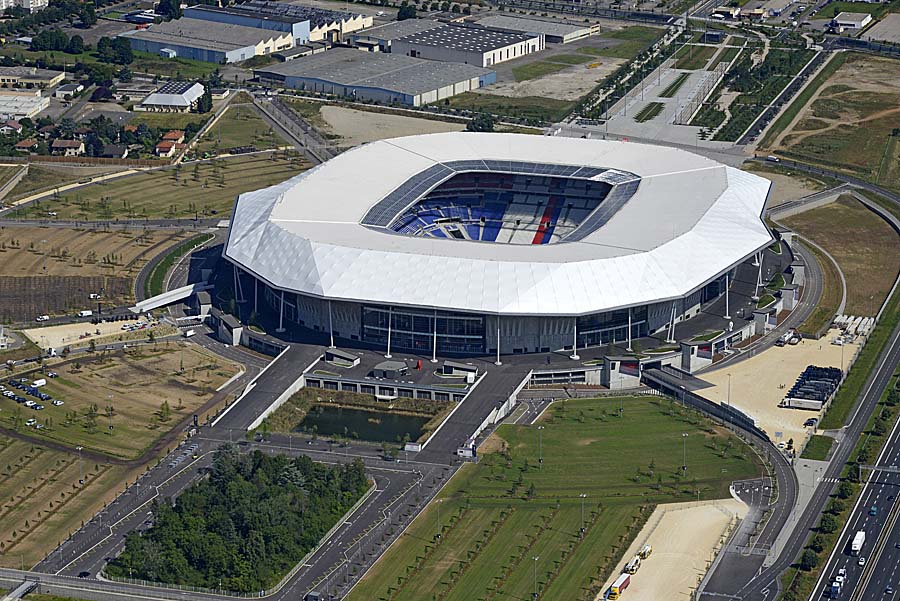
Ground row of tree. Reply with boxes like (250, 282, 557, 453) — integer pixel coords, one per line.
(30, 29, 132, 65)
(106, 447, 369, 593)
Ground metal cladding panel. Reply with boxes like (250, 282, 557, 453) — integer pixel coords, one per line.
(224, 133, 773, 316)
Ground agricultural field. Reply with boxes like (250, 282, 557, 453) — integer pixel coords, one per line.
(194, 104, 288, 154)
(0, 344, 240, 459)
(9, 154, 307, 221)
(783, 194, 900, 315)
(767, 53, 900, 193)
(349, 396, 762, 601)
(0, 436, 130, 569)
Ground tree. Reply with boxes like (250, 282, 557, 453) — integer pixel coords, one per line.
(819, 514, 838, 534)
(159, 400, 171, 421)
(66, 34, 84, 54)
(156, 0, 181, 20)
(195, 85, 213, 113)
(799, 549, 818, 571)
(78, 4, 96, 28)
(466, 113, 494, 132)
(90, 86, 112, 102)
(809, 534, 825, 553)
(837, 481, 854, 499)
(397, 2, 416, 19)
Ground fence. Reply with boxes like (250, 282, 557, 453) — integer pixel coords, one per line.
(673, 60, 729, 125)
(0, 154, 166, 168)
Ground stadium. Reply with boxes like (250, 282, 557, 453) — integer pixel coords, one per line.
(223, 133, 773, 357)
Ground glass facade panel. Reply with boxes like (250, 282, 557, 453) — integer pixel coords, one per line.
(362, 306, 485, 354)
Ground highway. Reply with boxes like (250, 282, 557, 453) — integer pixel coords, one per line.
(808, 315, 900, 600)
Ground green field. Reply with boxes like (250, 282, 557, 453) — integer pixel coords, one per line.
(348, 396, 762, 601)
(10, 154, 307, 220)
(6, 165, 119, 202)
(512, 61, 569, 82)
(128, 112, 209, 131)
(195, 104, 287, 154)
(710, 46, 741, 68)
(674, 45, 718, 70)
(659, 72, 690, 98)
(634, 102, 665, 122)
(814, 1, 879, 18)
(0, 45, 216, 79)
(446, 93, 575, 124)
(145, 233, 214, 298)
(0, 165, 22, 189)
(583, 26, 664, 60)
(800, 434, 834, 460)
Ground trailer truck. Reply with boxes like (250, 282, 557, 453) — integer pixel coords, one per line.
(609, 574, 630, 600)
(851, 530, 865, 556)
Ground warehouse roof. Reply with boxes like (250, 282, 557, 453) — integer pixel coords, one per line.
(396, 23, 537, 52)
(474, 15, 592, 37)
(241, 0, 362, 27)
(834, 11, 871, 24)
(224, 133, 773, 317)
(353, 18, 444, 41)
(185, 4, 303, 25)
(120, 17, 289, 52)
(141, 81, 204, 107)
(255, 48, 493, 96)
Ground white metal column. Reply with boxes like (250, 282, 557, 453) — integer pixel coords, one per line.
(627, 307, 633, 351)
(253, 279, 258, 314)
(495, 319, 502, 366)
(431, 310, 438, 363)
(666, 301, 677, 343)
(385, 307, 392, 359)
(570, 318, 580, 360)
(328, 301, 334, 348)
(233, 265, 244, 303)
(276, 291, 285, 333)
(723, 272, 730, 319)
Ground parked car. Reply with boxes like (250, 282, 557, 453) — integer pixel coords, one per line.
(52, 400, 64, 406)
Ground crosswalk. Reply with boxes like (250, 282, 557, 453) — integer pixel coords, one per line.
(816, 476, 841, 484)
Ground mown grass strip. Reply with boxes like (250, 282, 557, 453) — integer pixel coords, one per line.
(634, 102, 664, 123)
(145, 233, 214, 299)
(659, 72, 690, 98)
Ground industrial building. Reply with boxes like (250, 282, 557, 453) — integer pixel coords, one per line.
(392, 23, 544, 67)
(228, 0, 372, 42)
(119, 18, 293, 63)
(138, 81, 205, 112)
(833, 11, 873, 29)
(254, 48, 495, 106)
(348, 19, 444, 52)
(0, 94, 49, 119)
(0, 66, 64, 88)
(183, 4, 311, 45)
(224, 133, 773, 357)
(0, 0, 47, 12)
(474, 15, 598, 43)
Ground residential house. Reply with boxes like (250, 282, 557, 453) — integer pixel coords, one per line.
(51, 139, 85, 156)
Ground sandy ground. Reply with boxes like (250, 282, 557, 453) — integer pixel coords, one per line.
(744, 167, 828, 207)
(319, 106, 465, 147)
(478, 58, 626, 101)
(699, 329, 860, 444)
(864, 14, 900, 44)
(24, 319, 152, 348)
(597, 499, 747, 601)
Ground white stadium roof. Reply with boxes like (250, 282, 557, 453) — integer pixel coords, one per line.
(224, 133, 773, 316)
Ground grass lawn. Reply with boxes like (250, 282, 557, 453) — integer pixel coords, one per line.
(512, 61, 569, 82)
(10, 154, 307, 220)
(783, 195, 900, 315)
(659, 72, 690, 98)
(145, 233, 214, 298)
(0, 45, 216, 79)
(797, 243, 842, 336)
(710, 46, 741, 68)
(1, 344, 239, 459)
(7, 165, 115, 201)
(0, 436, 131, 569)
(674, 45, 718, 70)
(634, 101, 664, 122)
(0, 165, 23, 188)
(585, 26, 664, 60)
(195, 104, 288, 154)
(815, 1, 880, 18)
(349, 396, 762, 601)
(800, 434, 834, 460)
(128, 111, 209, 131)
(446, 92, 575, 124)
(547, 53, 594, 65)
(766, 273, 786, 290)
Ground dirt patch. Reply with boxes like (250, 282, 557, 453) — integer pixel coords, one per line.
(478, 432, 507, 454)
(319, 106, 465, 147)
(597, 499, 747, 601)
(743, 164, 828, 207)
(477, 57, 626, 101)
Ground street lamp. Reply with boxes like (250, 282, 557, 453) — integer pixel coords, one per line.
(579, 493, 588, 537)
(682, 433, 688, 476)
(76, 446, 83, 486)
(436, 499, 443, 540)
(532, 555, 539, 600)
(537, 426, 544, 469)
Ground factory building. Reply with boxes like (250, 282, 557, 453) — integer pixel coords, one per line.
(183, 4, 311, 45)
(392, 24, 544, 67)
(348, 19, 444, 52)
(474, 15, 598, 43)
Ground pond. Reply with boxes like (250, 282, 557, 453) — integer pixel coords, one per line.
(295, 405, 429, 443)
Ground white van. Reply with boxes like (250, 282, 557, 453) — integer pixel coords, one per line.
(36, 315, 50, 322)
(183, 329, 196, 338)
(78, 310, 93, 317)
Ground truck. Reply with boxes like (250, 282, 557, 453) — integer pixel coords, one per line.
(639, 544, 653, 559)
(624, 555, 641, 574)
(851, 530, 865, 556)
(183, 329, 196, 338)
(829, 579, 842, 597)
(609, 574, 630, 600)
(781, 397, 824, 411)
(78, 310, 93, 317)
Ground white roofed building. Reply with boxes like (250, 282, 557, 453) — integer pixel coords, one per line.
(138, 81, 205, 112)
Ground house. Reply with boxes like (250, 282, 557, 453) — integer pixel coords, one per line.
(54, 83, 84, 99)
(0, 119, 23, 134)
(51, 139, 85, 156)
(100, 143, 128, 158)
(123, 124, 138, 134)
(73, 126, 92, 139)
(161, 129, 185, 143)
(37, 124, 56, 138)
(14, 138, 37, 152)
(155, 140, 177, 157)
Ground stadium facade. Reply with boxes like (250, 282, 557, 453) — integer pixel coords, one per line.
(223, 133, 773, 357)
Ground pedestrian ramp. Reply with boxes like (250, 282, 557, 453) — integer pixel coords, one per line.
(2, 580, 38, 600)
(130, 282, 211, 314)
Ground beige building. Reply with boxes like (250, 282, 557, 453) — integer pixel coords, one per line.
(0, 66, 65, 88)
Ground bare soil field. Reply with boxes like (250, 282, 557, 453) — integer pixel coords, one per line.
(0, 227, 190, 321)
(0, 436, 136, 569)
(744, 165, 828, 207)
(783, 195, 900, 315)
(318, 106, 465, 147)
(863, 13, 900, 43)
(0, 343, 240, 459)
(477, 57, 626, 101)
(771, 53, 900, 192)
(597, 499, 746, 601)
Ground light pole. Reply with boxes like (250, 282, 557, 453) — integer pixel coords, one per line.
(727, 373, 732, 408)
(76, 446, 83, 486)
(436, 499, 443, 539)
(579, 493, 587, 537)
(682, 433, 688, 476)
(532, 555, 539, 600)
(537, 425, 544, 469)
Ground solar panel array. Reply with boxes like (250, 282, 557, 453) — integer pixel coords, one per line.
(362, 160, 611, 227)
